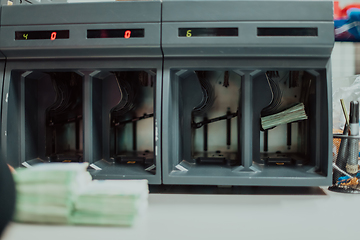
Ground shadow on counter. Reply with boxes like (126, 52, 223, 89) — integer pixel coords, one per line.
(149, 185, 327, 195)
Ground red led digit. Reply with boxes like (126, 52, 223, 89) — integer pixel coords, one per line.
(50, 32, 57, 40)
(124, 30, 131, 39)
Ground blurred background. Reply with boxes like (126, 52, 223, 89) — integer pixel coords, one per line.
(331, 0, 360, 90)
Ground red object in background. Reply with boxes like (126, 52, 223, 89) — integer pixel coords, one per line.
(50, 31, 57, 40)
(334, 1, 360, 19)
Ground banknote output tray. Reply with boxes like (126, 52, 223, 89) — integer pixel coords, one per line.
(4, 69, 156, 166)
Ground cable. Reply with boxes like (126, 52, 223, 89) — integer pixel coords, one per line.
(261, 73, 283, 117)
(192, 71, 215, 116)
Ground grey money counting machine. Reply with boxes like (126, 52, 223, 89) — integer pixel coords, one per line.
(0, 1, 162, 184)
(161, 0, 334, 186)
(0, 0, 334, 186)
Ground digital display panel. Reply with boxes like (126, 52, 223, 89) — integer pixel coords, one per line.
(257, 28, 318, 37)
(15, 30, 70, 40)
(178, 28, 238, 37)
(87, 29, 145, 39)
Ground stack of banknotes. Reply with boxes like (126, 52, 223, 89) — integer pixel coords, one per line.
(261, 103, 308, 130)
(71, 180, 149, 226)
(13, 163, 91, 224)
(13, 163, 148, 226)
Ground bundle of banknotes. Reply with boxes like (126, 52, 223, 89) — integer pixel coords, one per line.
(261, 103, 308, 130)
(71, 180, 149, 226)
(13, 163, 91, 224)
(13, 163, 148, 226)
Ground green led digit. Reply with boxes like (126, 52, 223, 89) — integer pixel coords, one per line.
(23, 34, 28, 40)
(186, 30, 192, 37)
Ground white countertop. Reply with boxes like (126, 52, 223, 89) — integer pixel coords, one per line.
(2, 186, 359, 240)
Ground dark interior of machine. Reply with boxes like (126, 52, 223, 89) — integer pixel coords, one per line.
(177, 69, 325, 173)
(8, 67, 326, 176)
(11, 69, 155, 171)
(108, 71, 155, 169)
(190, 71, 241, 167)
(45, 72, 83, 162)
(257, 71, 316, 167)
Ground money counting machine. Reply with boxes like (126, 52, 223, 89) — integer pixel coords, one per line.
(161, 0, 334, 186)
(0, 0, 334, 186)
(0, 1, 162, 184)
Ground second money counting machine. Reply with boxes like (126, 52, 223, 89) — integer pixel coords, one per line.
(161, 0, 334, 186)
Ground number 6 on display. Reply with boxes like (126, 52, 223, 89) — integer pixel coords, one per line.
(186, 30, 192, 37)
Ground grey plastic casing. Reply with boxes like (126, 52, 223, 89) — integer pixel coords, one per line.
(0, 1, 162, 58)
(161, 0, 334, 186)
(0, 6, 5, 156)
(162, 0, 334, 57)
(0, 1, 162, 184)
